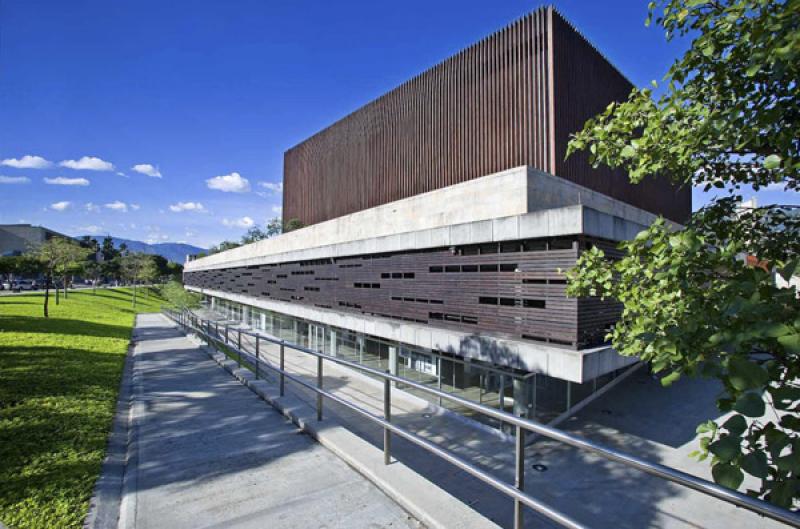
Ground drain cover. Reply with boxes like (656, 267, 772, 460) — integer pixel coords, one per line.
(422, 413, 433, 419)
(531, 464, 548, 472)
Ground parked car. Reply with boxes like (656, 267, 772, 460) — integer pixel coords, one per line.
(2, 281, 13, 291)
(16, 280, 35, 291)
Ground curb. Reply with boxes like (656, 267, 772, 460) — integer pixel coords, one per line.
(83, 323, 138, 529)
(188, 331, 500, 529)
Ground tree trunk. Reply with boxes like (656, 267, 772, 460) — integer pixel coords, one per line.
(132, 281, 137, 308)
(43, 274, 50, 318)
(55, 280, 60, 305)
(63, 275, 68, 299)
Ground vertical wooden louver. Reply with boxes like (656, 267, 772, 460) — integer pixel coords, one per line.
(282, 7, 691, 227)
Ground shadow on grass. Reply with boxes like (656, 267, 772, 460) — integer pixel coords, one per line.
(0, 345, 127, 528)
(0, 316, 133, 341)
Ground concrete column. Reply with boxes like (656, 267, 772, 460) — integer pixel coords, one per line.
(260, 313, 266, 332)
(389, 346, 398, 386)
(512, 377, 531, 419)
(242, 305, 249, 326)
(330, 330, 338, 357)
(210, 297, 216, 310)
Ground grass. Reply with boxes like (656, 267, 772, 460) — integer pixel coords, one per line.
(0, 287, 165, 529)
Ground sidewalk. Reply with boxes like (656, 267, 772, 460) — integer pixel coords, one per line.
(198, 311, 787, 529)
(116, 313, 420, 529)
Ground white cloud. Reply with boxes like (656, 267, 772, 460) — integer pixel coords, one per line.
(206, 172, 250, 193)
(78, 225, 103, 234)
(169, 201, 206, 213)
(104, 200, 128, 212)
(0, 175, 31, 184)
(258, 181, 283, 193)
(222, 216, 254, 228)
(85, 202, 101, 212)
(130, 203, 141, 211)
(271, 205, 282, 215)
(50, 201, 72, 211)
(59, 156, 114, 171)
(44, 176, 90, 186)
(131, 163, 162, 178)
(116, 171, 127, 177)
(1, 155, 53, 169)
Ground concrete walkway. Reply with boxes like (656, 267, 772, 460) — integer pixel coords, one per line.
(197, 310, 787, 529)
(119, 313, 420, 529)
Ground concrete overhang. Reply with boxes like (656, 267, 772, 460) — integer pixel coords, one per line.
(186, 166, 677, 273)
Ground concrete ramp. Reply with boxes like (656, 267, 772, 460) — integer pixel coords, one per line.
(116, 313, 421, 529)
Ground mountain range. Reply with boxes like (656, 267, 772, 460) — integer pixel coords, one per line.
(80, 236, 206, 264)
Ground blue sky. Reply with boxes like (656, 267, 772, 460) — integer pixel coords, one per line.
(1, 0, 795, 248)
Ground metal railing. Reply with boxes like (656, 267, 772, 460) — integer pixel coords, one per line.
(163, 307, 800, 529)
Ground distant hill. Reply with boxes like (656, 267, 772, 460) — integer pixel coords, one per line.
(80, 236, 206, 263)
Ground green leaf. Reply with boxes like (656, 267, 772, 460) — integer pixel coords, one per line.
(661, 370, 681, 387)
(769, 480, 796, 508)
(696, 420, 717, 434)
(740, 451, 769, 479)
(712, 463, 744, 490)
(764, 154, 781, 170)
(722, 414, 747, 435)
(709, 435, 741, 462)
(727, 356, 769, 391)
(733, 392, 765, 417)
(621, 145, 636, 158)
(777, 334, 800, 354)
(745, 63, 760, 77)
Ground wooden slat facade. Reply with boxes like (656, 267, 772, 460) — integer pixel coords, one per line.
(185, 235, 621, 349)
(283, 7, 690, 227)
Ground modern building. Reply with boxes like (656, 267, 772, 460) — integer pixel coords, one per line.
(0, 224, 73, 257)
(183, 7, 690, 427)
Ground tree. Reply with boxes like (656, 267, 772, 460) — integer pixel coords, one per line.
(31, 238, 84, 317)
(265, 217, 282, 237)
(100, 236, 121, 282)
(54, 240, 90, 300)
(120, 252, 155, 307)
(208, 240, 241, 255)
(283, 218, 304, 233)
(139, 256, 159, 299)
(565, 0, 799, 507)
(79, 237, 101, 293)
(241, 226, 268, 244)
(160, 280, 201, 310)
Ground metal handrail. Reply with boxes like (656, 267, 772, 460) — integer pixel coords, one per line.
(163, 307, 800, 528)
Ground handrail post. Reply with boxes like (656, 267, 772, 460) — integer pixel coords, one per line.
(514, 424, 526, 529)
(316, 355, 323, 421)
(224, 324, 229, 344)
(255, 335, 260, 379)
(237, 329, 242, 367)
(384, 372, 391, 465)
(279, 342, 285, 396)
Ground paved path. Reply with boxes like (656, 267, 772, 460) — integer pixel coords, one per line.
(196, 310, 787, 529)
(122, 313, 420, 529)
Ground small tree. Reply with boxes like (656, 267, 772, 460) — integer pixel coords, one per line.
(31, 238, 78, 317)
(241, 226, 268, 244)
(161, 280, 201, 310)
(283, 218, 304, 233)
(54, 241, 90, 300)
(120, 252, 156, 307)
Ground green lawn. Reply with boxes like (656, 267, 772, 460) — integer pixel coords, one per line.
(0, 287, 165, 529)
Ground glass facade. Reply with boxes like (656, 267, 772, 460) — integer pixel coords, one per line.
(205, 294, 624, 429)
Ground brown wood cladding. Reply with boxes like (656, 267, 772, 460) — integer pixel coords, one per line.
(283, 7, 690, 227)
(184, 236, 620, 349)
